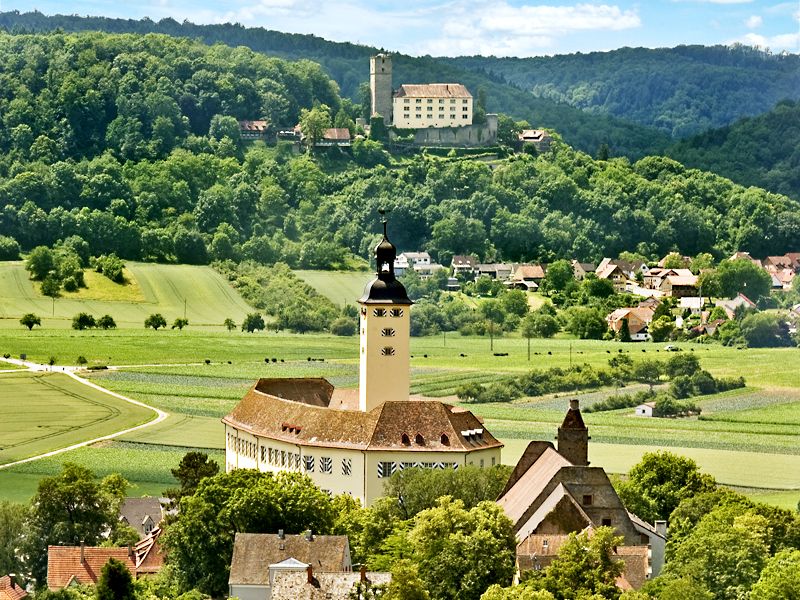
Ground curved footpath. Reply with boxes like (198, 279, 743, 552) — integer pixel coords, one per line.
(0, 357, 169, 470)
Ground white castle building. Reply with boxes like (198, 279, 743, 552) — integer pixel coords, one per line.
(223, 222, 502, 506)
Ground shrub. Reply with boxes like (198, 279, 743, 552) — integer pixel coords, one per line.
(172, 318, 189, 330)
(670, 375, 694, 399)
(144, 313, 167, 330)
(97, 315, 117, 330)
(0, 235, 21, 260)
(241, 313, 266, 333)
(330, 317, 357, 336)
(76, 356, 88, 365)
(62, 276, 79, 292)
(691, 370, 717, 395)
(20, 313, 41, 330)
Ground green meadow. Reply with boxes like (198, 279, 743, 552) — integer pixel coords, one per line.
(0, 262, 253, 329)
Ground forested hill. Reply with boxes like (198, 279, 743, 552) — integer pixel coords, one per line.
(0, 11, 670, 161)
(442, 46, 800, 139)
(667, 98, 800, 201)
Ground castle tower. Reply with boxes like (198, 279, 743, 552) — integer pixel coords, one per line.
(370, 54, 392, 125)
(357, 219, 412, 412)
(557, 398, 590, 466)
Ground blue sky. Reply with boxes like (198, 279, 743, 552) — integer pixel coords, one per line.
(1, 0, 798, 57)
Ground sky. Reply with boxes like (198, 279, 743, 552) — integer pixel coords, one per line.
(1, 0, 798, 57)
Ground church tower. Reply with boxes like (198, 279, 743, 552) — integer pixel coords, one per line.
(357, 218, 412, 412)
(557, 398, 590, 466)
(370, 54, 393, 125)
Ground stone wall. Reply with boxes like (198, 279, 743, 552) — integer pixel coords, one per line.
(411, 114, 498, 147)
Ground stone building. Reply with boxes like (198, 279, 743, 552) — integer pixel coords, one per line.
(498, 399, 666, 587)
(370, 54, 393, 125)
(222, 221, 502, 506)
(393, 83, 473, 129)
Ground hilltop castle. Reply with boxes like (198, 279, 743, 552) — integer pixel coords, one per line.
(223, 221, 502, 506)
(369, 54, 497, 146)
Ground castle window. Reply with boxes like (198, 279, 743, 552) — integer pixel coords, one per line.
(404, 106, 409, 111)
(320, 457, 332, 473)
(427, 107, 433, 111)
(382, 347, 395, 356)
(381, 328, 395, 337)
(281, 450, 287, 467)
(416, 115, 422, 119)
(450, 99, 456, 103)
(415, 433, 424, 446)
(342, 458, 352, 476)
(416, 106, 421, 111)
(542, 540, 548, 548)
(404, 99, 410, 103)
(390, 308, 403, 317)
(374, 308, 386, 317)
(427, 99, 433, 103)
(463, 106, 468, 111)
(462, 115, 468, 119)
(416, 99, 422, 103)
(450, 114, 456, 119)
(401, 433, 410, 446)
(602, 518, 612, 527)
(420, 462, 436, 469)
(440, 433, 450, 446)
(261, 447, 266, 461)
(583, 495, 593, 505)
(304, 455, 314, 472)
(439, 99, 444, 103)
(463, 99, 468, 103)
(378, 461, 397, 478)
(439, 115, 445, 119)
(439, 106, 444, 111)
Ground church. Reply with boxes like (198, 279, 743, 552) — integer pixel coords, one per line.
(222, 222, 503, 506)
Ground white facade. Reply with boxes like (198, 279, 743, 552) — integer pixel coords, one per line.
(392, 84, 473, 129)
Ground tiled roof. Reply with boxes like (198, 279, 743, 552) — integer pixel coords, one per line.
(451, 255, 475, 267)
(229, 533, 350, 586)
(393, 84, 471, 99)
(134, 527, 164, 573)
(223, 379, 502, 453)
(664, 275, 698, 286)
(47, 546, 135, 589)
(119, 497, 163, 537)
(496, 447, 571, 528)
(0, 576, 26, 600)
(271, 571, 391, 600)
(513, 265, 546, 280)
(324, 128, 351, 140)
(239, 120, 269, 131)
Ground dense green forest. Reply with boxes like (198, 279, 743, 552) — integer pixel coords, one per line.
(667, 98, 800, 201)
(443, 45, 800, 138)
(0, 31, 798, 277)
(0, 11, 671, 161)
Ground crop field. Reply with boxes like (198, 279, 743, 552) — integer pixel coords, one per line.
(295, 270, 373, 307)
(0, 371, 157, 465)
(0, 262, 252, 329)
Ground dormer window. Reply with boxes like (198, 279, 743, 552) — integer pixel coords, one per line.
(440, 433, 450, 446)
(401, 433, 410, 446)
(415, 433, 424, 446)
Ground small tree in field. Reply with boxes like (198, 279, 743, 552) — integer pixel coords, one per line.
(72, 312, 96, 330)
(97, 315, 117, 330)
(145, 313, 167, 330)
(223, 318, 236, 331)
(242, 313, 266, 332)
(20, 313, 41, 330)
(172, 318, 189, 330)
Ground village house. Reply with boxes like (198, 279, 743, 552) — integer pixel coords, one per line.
(228, 531, 351, 600)
(222, 223, 502, 506)
(518, 130, 552, 153)
(238, 120, 271, 141)
(715, 293, 757, 320)
(507, 264, 546, 290)
(572, 260, 595, 281)
(657, 253, 691, 268)
(678, 297, 705, 315)
(729, 251, 762, 268)
(596, 263, 630, 294)
(0, 575, 26, 600)
(596, 259, 647, 282)
(451, 254, 476, 277)
(643, 268, 694, 290)
(118, 497, 164, 538)
(605, 307, 655, 341)
(475, 263, 514, 281)
(497, 400, 666, 589)
(47, 529, 164, 589)
(635, 402, 656, 417)
(315, 128, 351, 148)
(658, 274, 698, 298)
(271, 569, 391, 600)
(393, 252, 446, 279)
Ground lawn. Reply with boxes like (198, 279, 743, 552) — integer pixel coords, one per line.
(0, 371, 157, 466)
(0, 262, 253, 329)
(294, 270, 373, 307)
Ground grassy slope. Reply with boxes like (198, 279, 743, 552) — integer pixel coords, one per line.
(294, 270, 373, 307)
(0, 371, 156, 465)
(0, 262, 253, 329)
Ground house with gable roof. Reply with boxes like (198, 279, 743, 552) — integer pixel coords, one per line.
(223, 220, 502, 506)
(119, 497, 164, 538)
(228, 531, 352, 600)
(497, 400, 666, 588)
(605, 307, 655, 341)
(0, 575, 26, 600)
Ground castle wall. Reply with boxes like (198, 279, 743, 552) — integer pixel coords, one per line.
(411, 114, 497, 147)
(370, 55, 392, 125)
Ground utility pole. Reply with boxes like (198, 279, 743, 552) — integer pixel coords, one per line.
(184, 298, 187, 319)
(569, 342, 572, 368)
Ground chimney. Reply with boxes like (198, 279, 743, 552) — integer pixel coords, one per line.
(305, 529, 313, 541)
(306, 565, 313, 584)
(128, 544, 133, 558)
(360, 565, 366, 582)
(80, 541, 85, 564)
(8, 574, 16, 589)
(278, 529, 285, 540)
(655, 520, 667, 537)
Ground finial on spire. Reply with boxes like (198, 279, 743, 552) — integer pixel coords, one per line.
(378, 209, 390, 237)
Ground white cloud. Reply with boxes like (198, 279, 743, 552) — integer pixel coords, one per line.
(668, 0, 752, 4)
(740, 31, 800, 50)
(419, 2, 640, 55)
(744, 14, 762, 28)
